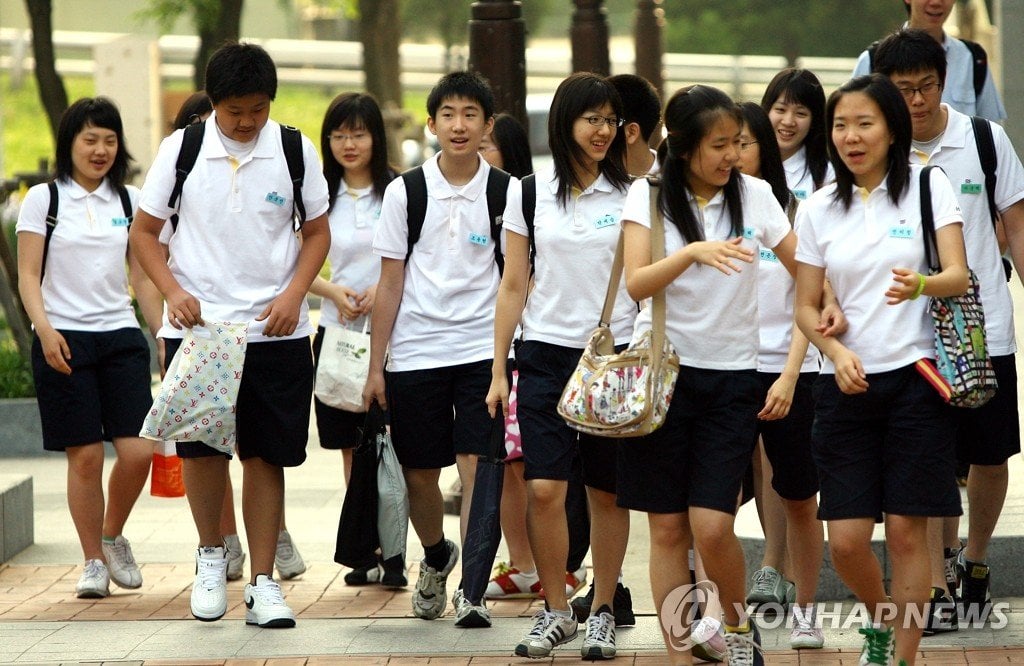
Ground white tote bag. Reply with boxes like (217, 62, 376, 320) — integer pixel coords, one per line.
(140, 322, 248, 455)
(314, 321, 370, 412)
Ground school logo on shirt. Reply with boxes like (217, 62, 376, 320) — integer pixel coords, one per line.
(594, 214, 617, 229)
(889, 219, 914, 239)
(759, 248, 779, 263)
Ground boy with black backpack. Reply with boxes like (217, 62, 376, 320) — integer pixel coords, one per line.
(362, 70, 522, 628)
(853, 0, 1005, 121)
(872, 27, 1024, 634)
(130, 42, 331, 629)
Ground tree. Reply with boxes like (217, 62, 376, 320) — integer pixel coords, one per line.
(359, 0, 401, 109)
(138, 0, 244, 89)
(24, 0, 67, 141)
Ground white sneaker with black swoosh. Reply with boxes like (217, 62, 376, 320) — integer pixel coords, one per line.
(244, 574, 296, 628)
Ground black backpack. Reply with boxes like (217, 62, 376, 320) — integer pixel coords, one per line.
(402, 165, 511, 273)
(968, 115, 1012, 280)
(166, 121, 306, 232)
(42, 181, 132, 281)
(867, 38, 988, 99)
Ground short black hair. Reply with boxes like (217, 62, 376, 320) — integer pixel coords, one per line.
(55, 97, 133, 187)
(871, 28, 948, 86)
(608, 74, 662, 142)
(426, 70, 495, 120)
(172, 91, 213, 131)
(489, 113, 533, 179)
(205, 42, 278, 104)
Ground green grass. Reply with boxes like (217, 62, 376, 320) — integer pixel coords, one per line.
(3, 73, 429, 179)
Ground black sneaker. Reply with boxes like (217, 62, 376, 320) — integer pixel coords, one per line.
(344, 561, 382, 586)
(956, 551, 993, 625)
(923, 586, 958, 636)
(381, 554, 408, 588)
(571, 583, 635, 627)
(942, 546, 960, 598)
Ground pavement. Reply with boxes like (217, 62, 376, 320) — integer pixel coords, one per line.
(2, 288, 1024, 664)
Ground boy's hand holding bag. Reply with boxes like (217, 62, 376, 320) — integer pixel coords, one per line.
(557, 177, 679, 437)
(140, 322, 249, 454)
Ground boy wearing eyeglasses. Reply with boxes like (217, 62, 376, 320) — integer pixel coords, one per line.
(872, 27, 1024, 635)
(363, 70, 523, 628)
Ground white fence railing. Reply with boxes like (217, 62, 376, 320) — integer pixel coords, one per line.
(0, 28, 858, 100)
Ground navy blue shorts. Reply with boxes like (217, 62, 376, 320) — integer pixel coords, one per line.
(811, 365, 962, 521)
(953, 354, 1019, 466)
(163, 337, 313, 467)
(616, 367, 760, 514)
(755, 371, 819, 501)
(386, 360, 494, 469)
(515, 340, 618, 494)
(32, 328, 152, 451)
(312, 326, 364, 450)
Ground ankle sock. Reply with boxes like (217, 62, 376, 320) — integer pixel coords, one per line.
(423, 538, 450, 570)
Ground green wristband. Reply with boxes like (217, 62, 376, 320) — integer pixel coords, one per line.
(909, 272, 926, 300)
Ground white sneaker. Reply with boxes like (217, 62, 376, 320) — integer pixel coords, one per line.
(790, 606, 825, 649)
(412, 539, 459, 620)
(581, 605, 616, 660)
(244, 574, 296, 628)
(515, 609, 578, 658)
(223, 534, 246, 581)
(191, 546, 228, 622)
(565, 565, 588, 597)
(102, 535, 142, 589)
(453, 588, 492, 628)
(274, 530, 306, 580)
(75, 559, 110, 599)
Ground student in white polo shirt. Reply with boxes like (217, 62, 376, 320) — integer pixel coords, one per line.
(760, 68, 835, 203)
(131, 43, 331, 629)
(363, 71, 523, 629)
(17, 97, 163, 601)
(872, 27, 1024, 633)
(795, 74, 969, 665)
(486, 72, 633, 660)
(618, 84, 797, 666)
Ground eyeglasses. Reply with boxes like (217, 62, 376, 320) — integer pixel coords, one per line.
(329, 132, 370, 142)
(896, 82, 941, 99)
(580, 115, 624, 128)
(740, 140, 758, 151)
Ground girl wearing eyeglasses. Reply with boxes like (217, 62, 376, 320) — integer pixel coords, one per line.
(762, 68, 834, 202)
(486, 72, 633, 660)
(617, 84, 798, 665)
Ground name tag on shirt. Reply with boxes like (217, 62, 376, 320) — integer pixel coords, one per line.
(111, 217, 130, 227)
(889, 226, 914, 239)
(265, 191, 286, 207)
(792, 189, 808, 201)
(742, 227, 755, 240)
(594, 214, 617, 229)
(961, 182, 983, 195)
(759, 248, 779, 263)
(469, 232, 490, 246)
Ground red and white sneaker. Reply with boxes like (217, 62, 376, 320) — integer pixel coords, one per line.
(484, 562, 542, 599)
(565, 566, 588, 598)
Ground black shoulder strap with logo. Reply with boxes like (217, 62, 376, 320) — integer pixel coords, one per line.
(970, 115, 998, 228)
(403, 164, 509, 274)
(920, 165, 940, 271)
(167, 122, 305, 232)
(42, 181, 132, 282)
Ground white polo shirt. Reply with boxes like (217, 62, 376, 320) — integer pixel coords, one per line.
(796, 165, 963, 374)
(373, 153, 524, 371)
(757, 197, 820, 374)
(909, 105, 1024, 356)
(137, 115, 330, 341)
(784, 146, 835, 202)
(504, 165, 635, 348)
(622, 174, 791, 370)
(320, 181, 383, 329)
(17, 178, 141, 332)
(853, 31, 1006, 121)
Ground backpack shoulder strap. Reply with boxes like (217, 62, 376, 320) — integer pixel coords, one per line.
(920, 165, 939, 272)
(116, 185, 133, 230)
(402, 166, 428, 263)
(970, 115, 998, 228)
(962, 39, 988, 99)
(167, 122, 205, 218)
(521, 173, 537, 270)
(485, 167, 511, 275)
(280, 124, 306, 231)
(41, 181, 59, 282)
(866, 41, 879, 70)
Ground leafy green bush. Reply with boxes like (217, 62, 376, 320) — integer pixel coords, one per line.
(0, 341, 34, 399)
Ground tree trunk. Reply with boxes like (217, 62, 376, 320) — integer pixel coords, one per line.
(360, 0, 403, 165)
(24, 0, 67, 141)
(193, 0, 244, 90)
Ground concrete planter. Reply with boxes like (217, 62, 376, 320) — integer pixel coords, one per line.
(0, 398, 43, 457)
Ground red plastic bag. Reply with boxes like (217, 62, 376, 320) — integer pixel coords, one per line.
(150, 441, 185, 498)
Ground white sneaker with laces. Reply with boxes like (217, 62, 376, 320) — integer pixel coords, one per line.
(581, 605, 616, 660)
(453, 588, 492, 628)
(690, 616, 728, 661)
(412, 539, 459, 620)
(790, 606, 825, 649)
(274, 530, 306, 580)
(102, 535, 142, 589)
(244, 574, 296, 628)
(223, 534, 246, 581)
(75, 559, 110, 599)
(191, 546, 228, 622)
(515, 609, 578, 658)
